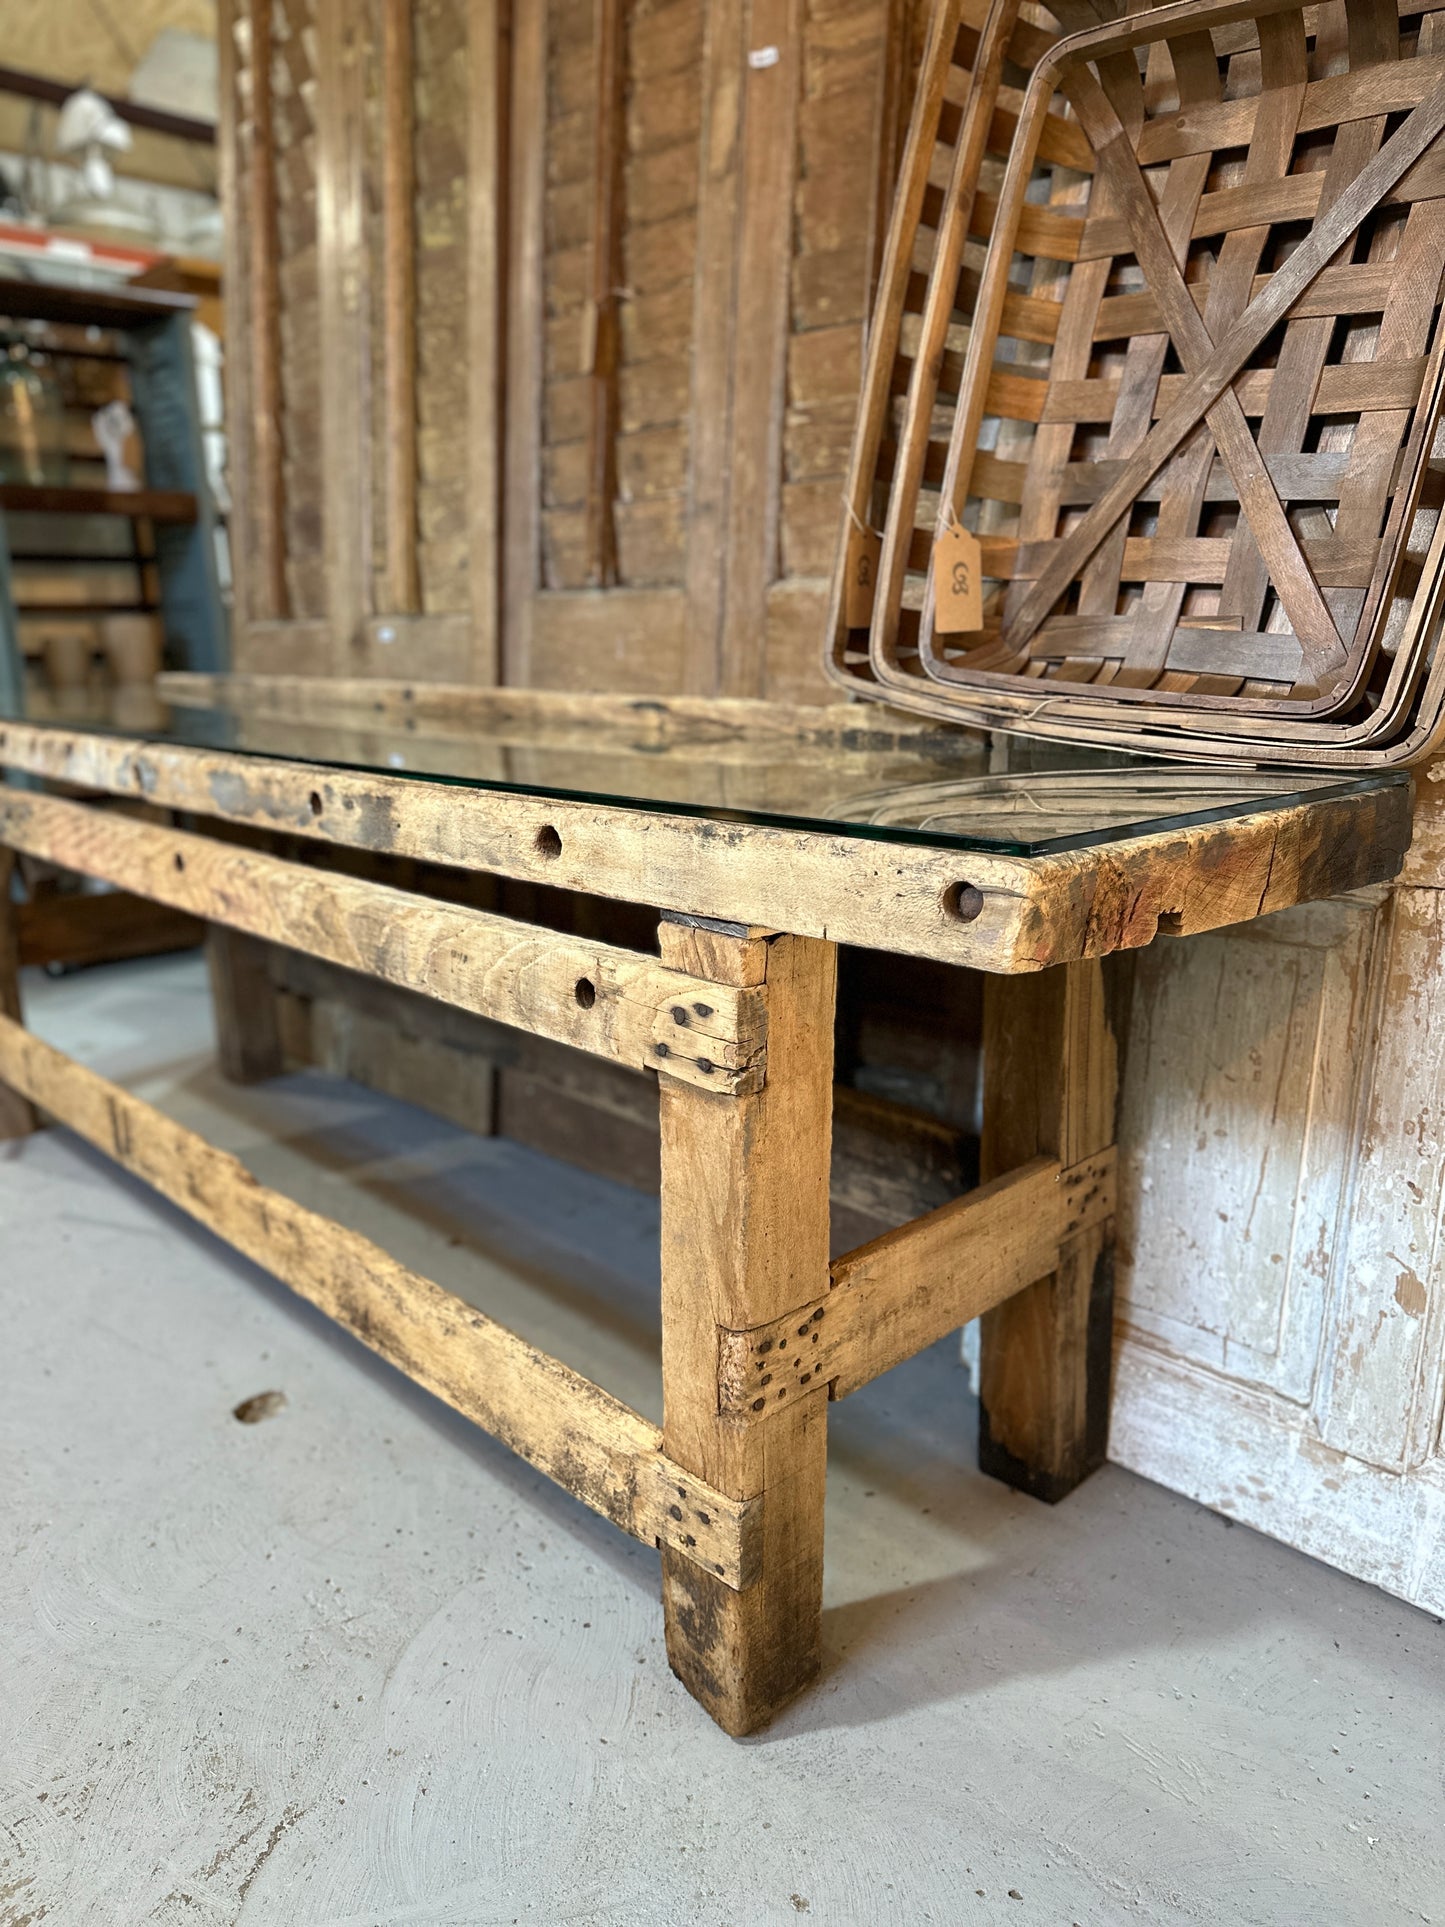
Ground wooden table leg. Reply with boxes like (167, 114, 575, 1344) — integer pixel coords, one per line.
(658, 919, 836, 1735)
(0, 847, 38, 1139)
(977, 958, 1119, 1503)
(206, 925, 285, 1084)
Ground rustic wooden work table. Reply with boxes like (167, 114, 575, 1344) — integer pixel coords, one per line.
(0, 677, 1415, 1734)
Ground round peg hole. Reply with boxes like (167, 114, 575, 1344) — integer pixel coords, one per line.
(574, 977, 596, 1009)
(942, 881, 985, 923)
(534, 825, 562, 860)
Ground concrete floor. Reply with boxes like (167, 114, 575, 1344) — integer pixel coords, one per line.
(2, 954, 1442, 1927)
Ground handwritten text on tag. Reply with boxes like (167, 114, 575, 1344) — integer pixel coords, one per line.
(845, 526, 884, 628)
(933, 522, 983, 633)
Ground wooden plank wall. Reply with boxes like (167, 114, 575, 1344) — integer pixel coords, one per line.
(220, 0, 923, 699)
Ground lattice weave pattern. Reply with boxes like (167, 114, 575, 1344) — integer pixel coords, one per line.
(924, 0, 1445, 718)
(825, 0, 1116, 694)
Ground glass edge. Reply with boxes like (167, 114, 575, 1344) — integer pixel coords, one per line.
(0, 711, 1411, 859)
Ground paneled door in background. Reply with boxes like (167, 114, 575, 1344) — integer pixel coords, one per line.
(1110, 866, 1445, 1617)
(221, 0, 927, 701)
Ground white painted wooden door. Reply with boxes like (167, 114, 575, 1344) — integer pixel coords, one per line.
(1109, 877, 1445, 1615)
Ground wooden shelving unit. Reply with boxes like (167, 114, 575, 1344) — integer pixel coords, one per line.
(0, 483, 199, 524)
(0, 277, 227, 710)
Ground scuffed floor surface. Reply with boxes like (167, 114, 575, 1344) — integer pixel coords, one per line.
(2, 955, 1442, 1927)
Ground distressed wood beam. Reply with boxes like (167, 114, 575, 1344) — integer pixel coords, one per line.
(380, 0, 420, 614)
(315, 0, 372, 666)
(660, 925, 835, 1734)
(979, 960, 1120, 1501)
(0, 724, 1411, 972)
(0, 792, 766, 1095)
(0, 1013, 759, 1588)
(466, 0, 506, 683)
(583, 0, 626, 588)
(206, 925, 285, 1084)
(718, 1149, 1115, 1417)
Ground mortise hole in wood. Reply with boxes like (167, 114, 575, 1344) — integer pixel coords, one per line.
(942, 881, 985, 923)
(173, 852, 185, 872)
(574, 977, 597, 1009)
(534, 825, 563, 860)
(309, 790, 323, 816)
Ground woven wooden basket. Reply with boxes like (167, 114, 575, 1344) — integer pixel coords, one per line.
(823, 0, 1117, 698)
(829, 0, 1445, 766)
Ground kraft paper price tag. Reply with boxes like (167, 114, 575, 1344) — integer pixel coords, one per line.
(933, 521, 983, 633)
(845, 526, 884, 628)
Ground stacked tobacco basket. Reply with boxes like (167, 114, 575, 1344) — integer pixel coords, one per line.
(826, 0, 1445, 766)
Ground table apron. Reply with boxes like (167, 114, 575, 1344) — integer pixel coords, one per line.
(0, 722, 1410, 970)
(0, 789, 766, 1096)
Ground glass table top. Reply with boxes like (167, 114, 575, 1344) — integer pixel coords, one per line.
(0, 682, 1410, 860)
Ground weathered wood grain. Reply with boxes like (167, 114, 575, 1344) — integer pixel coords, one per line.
(0, 1012, 757, 1586)
(838, 0, 1445, 759)
(659, 927, 835, 1734)
(467, 0, 505, 681)
(271, 0, 325, 626)
(502, 0, 547, 680)
(718, 1147, 1116, 1415)
(260, 933, 969, 1235)
(0, 722, 1413, 972)
(682, 0, 745, 692)
(1105, 886, 1445, 1616)
(0, 791, 767, 1094)
(380, 0, 419, 614)
(207, 925, 285, 1085)
(583, 0, 625, 589)
(317, 0, 370, 662)
(237, 0, 288, 624)
(977, 958, 1119, 1503)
